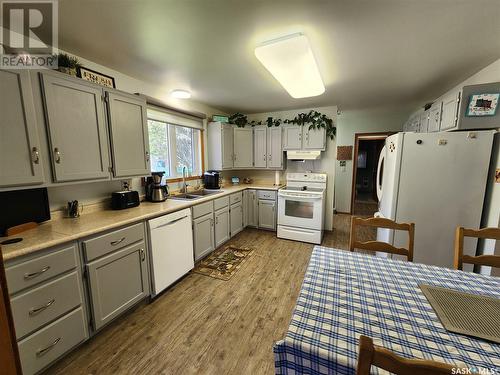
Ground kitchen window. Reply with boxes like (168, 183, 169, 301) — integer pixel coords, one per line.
(147, 118, 203, 180)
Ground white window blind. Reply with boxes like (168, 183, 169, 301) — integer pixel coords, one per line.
(147, 107, 203, 130)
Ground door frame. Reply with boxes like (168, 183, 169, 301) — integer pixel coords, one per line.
(350, 132, 394, 215)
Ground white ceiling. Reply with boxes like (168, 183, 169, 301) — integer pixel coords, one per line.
(58, 0, 500, 113)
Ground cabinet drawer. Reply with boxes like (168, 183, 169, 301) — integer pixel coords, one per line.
(257, 190, 276, 200)
(83, 222, 144, 261)
(192, 201, 214, 219)
(11, 271, 83, 339)
(229, 192, 243, 205)
(214, 196, 229, 211)
(18, 307, 88, 375)
(6, 244, 78, 295)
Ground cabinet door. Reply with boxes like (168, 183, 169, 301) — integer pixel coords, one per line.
(233, 128, 253, 168)
(230, 203, 243, 237)
(41, 73, 110, 182)
(428, 102, 442, 132)
(86, 242, 149, 330)
(246, 190, 258, 227)
(253, 127, 267, 168)
(193, 213, 215, 261)
(267, 127, 283, 168)
(106, 91, 150, 177)
(282, 125, 302, 150)
(419, 112, 429, 133)
(258, 200, 276, 230)
(221, 125, 234, 169)
(303, 126, 326, 150)
(214, 208, 230, 248)
(440, 90, 461, 131)
(0, 70, 44, 187)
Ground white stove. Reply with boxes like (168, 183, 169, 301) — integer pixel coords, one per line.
(277, 173, 327, 244)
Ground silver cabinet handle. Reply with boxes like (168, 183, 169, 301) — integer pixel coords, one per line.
(269, 154, 272, 161)
(54, 148, 61, 163)
(210, 219, 214, 227)
(140, 248, 145, 262)
(110, 237, 125, 246)
(36, 337, 61, 357)
(215, 216, 219, 225)
(24, 266, 50, 280)
(32, 147, 40, 164)
(145, 151, 150, 162)
(29, 299, 55, 316)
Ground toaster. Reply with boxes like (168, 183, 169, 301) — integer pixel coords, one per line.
(111, 190, 140, 210)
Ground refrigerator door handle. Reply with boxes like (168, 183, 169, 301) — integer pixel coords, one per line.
(376, 146, 385, 202)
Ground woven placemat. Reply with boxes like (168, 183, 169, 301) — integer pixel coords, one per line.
(420, 284, 500, 344)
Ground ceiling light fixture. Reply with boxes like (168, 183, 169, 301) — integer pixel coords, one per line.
(171, 89, 191, 99)
(255, 33, 325, 99)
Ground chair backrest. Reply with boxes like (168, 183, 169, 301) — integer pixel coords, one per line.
(356, 335, 454, 375)
(349, 217, 415, 261)
(454, 227, 500, 271)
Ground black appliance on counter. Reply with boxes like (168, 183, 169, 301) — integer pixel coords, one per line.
(111, 190, 140, 210)
(145, 172, 168, 202)
(203, 170, 221, 189)
(0, 188, 51, 236)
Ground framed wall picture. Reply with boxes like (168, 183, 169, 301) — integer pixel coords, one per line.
(466, 93, 499, 117)
(77, 67, 116, 88)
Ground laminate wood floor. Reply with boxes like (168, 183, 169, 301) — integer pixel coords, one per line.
(46, 214, 365, 375)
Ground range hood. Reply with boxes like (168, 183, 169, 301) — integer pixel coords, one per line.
(286, 150, 321, 160)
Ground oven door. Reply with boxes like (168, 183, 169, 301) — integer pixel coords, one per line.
(277, 192, 323, 230)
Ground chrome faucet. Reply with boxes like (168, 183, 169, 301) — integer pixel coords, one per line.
(182, 166, 188, 193)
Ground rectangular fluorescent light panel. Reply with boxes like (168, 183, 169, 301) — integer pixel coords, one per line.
(255, 33, 325, 99)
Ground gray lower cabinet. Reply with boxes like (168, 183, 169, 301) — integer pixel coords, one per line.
(246, 190, 258, 227)
(214, 207, 230, 247)
(86, 240, 149, 330)
(230, 202, 244, 237)
(258, 199, 276, 231)
(193, 212, 215, 261)
(40, 72, 110, 182)
(106, 91, 151, 178)
(0, 70, 44, 187)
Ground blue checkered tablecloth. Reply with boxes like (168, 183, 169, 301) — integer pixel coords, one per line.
(274, 246, 500, 374)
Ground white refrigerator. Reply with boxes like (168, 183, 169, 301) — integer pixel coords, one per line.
(375, 130, 495, 269)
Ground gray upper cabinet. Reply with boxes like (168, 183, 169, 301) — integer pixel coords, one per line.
(0, 70, 44, 187)
(440, 90, 461, 131)
(253, 127, 267, 168)
(303, 126, 326, 150)
(222, 124, 234, 169)
(40, 72, 110, 182)
(193, 213, 215, 261)
(428, 101, 442, 133)
(106, 91, 150, 177)
(267, 127, 283, 168)
(233, 128, 253, 168)
(283, 125, 302, 150)
(86, 241, 149, 330)
(208, 122, 234, 170)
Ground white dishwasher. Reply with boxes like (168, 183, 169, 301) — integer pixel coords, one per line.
(148, 208, 194, 296)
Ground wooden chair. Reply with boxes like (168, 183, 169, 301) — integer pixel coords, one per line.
(349, 217, 415, 261)
(356, 335, 454, 375)
(453, 227, 500, 271)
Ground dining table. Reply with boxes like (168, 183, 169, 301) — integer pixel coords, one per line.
(274, 246, 500, 374)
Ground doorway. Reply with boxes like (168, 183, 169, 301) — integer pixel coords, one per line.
(351, 133, 391, 216)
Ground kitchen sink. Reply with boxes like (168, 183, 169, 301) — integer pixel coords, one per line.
(170, 189, 223, 201)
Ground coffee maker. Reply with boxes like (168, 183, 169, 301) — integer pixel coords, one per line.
(146, 172, 168, 202)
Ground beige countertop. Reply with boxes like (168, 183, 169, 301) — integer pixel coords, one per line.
(0, 184, 283, 262)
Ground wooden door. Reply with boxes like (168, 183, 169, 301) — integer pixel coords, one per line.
(193, 213, 215, 261)
(40, 73, 110, 182)
(282, 125, 302, 150)
(86, 242, 149, 330)
(233, 128, 253, 168)
(267, 127, 283, 168)
(0, 70, 44, 188)
(106, 91, 150, 177)
(253, 127, 267, 168)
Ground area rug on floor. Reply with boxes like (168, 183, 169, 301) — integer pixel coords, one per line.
(193, 245, 254, 280)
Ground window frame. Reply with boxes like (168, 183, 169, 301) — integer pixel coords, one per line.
(147, 118, 205, 183)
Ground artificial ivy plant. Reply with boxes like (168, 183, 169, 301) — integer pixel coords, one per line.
(228, 110, 336, 140)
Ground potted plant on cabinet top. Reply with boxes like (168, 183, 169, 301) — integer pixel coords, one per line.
(56, 53, 80, 76)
